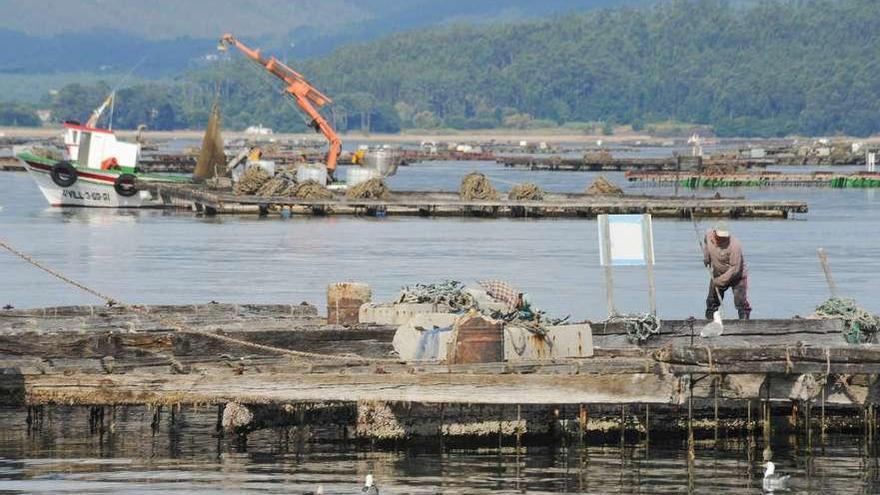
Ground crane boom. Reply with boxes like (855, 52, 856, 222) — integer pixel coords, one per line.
(219, 34, 341, 176)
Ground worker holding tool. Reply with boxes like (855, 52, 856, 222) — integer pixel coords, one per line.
(703, 221, 752, 320)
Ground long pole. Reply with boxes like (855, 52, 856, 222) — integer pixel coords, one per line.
(817, 248, 838, 299)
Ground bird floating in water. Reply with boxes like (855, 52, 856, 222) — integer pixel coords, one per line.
(763, 461, 790, 492)
(362, 473, 379, 495)
(700, 310, 724, 337)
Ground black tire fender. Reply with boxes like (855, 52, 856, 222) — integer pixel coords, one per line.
(50, 161, 78, 187)
(114, 173, 138, 197)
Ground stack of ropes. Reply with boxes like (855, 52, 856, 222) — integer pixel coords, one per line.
(814, 297, 880, 344)
(288, 180, 333, 200)
(604, 312, 662, 344)
(346, 178, 391, 200)
(584, 175, 624, 196)
(507, 182, 545, 201)
(0, 238, 395, 364)
(233, 167, 271, 195)
(459, 172, 499, 201)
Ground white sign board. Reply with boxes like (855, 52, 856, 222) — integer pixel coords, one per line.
(598, 214, 655, 267)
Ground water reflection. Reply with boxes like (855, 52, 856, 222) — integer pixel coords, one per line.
(1, 406, 879, 494)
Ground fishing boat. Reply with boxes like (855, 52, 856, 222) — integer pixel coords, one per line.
(17, 121, 188, 208)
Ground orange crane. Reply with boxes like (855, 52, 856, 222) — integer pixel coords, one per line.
(218, 34, 342, 179)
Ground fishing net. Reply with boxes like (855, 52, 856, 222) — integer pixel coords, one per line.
(584, 175, 624, 196)
(287, 180, 333, 200)
(460, 172, 499, 201)
(508, 182, 545, 201)
(814, 297, 880, 344)
(233, 166, 271, 195)
(397, 280, 476, 312)
(193, 101, 226, 180)
(603, 312, 662, 344)
(346, 178, 391, 200)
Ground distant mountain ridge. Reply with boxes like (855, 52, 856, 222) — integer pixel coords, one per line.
(0, 0, 654, 77)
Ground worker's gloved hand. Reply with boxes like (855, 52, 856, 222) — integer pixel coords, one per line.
(712, 277, 724, 286)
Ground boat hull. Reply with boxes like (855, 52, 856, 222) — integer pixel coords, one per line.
(23, 160, 162, 208)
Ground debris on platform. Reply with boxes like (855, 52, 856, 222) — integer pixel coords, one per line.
(585, 175, 624, 196)
(396, 280, 475, 311)
(508, 182, 545, 201)
(233, 166, 272, 195)
(460, 172, 499, 200)
(814, 297, 879, 344)
(346, 178, 391, 200)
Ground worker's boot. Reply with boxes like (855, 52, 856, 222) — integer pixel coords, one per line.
(738, 309, 751, 320)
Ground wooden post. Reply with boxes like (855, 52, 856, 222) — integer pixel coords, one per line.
(516, 404, 522, 454)
(817, 248, 838, 299)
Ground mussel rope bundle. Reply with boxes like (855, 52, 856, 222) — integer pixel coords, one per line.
(459, 172, 499, 201)
(508, 182, 545, 201)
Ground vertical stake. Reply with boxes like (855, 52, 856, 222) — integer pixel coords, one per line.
(713, 376, 719, 443)
(516, 404, 522, 454)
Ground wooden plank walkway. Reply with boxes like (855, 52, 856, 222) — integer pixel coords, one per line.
(2, 304, 875, 409)
(144, 184, 808, 219)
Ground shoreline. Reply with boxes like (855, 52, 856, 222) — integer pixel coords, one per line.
(4, 125, 880, 145)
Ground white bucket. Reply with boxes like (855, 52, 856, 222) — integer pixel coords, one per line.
(296, 164, 328, 186)
(346, 166, 378, 187)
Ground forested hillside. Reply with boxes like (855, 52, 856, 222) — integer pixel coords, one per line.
(12, 0, 880, 137)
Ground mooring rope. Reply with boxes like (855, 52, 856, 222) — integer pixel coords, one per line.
(0, 238, 396, 364)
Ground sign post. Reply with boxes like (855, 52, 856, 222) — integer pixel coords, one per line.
(598, 214, 656, 317)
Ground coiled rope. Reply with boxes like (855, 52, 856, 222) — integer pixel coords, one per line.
(0, 238, 395, 364)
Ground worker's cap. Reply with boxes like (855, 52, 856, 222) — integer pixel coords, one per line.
(714, 221, 730, 238)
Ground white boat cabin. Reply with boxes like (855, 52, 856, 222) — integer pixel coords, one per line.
(62, 121, 140, 170)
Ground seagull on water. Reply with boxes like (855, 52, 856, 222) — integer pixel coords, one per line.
(362, 473, 379, 495)
(763, 461, 790, 492)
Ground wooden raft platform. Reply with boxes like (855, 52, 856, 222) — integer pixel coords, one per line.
(144, 184, 808, 219)
(627, 170, 880, 188)
(499, 155, 774, 172)
(2, 304, 877, 410)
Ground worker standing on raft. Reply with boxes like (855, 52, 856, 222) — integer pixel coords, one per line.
(703, 221, 752, 320)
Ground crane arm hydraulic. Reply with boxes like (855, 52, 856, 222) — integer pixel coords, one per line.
(218, 33, 341, 176)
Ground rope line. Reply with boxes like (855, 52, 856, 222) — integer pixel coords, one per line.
(0, 238, 395, 364)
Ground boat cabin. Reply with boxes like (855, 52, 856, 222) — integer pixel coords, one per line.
(62, 121, 140, 171)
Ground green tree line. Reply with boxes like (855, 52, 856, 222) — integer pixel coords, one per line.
(18, 0, 880, 137)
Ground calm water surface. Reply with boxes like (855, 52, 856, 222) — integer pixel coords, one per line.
(2, 161, 880, 493)
(1, 162, 878, 319)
